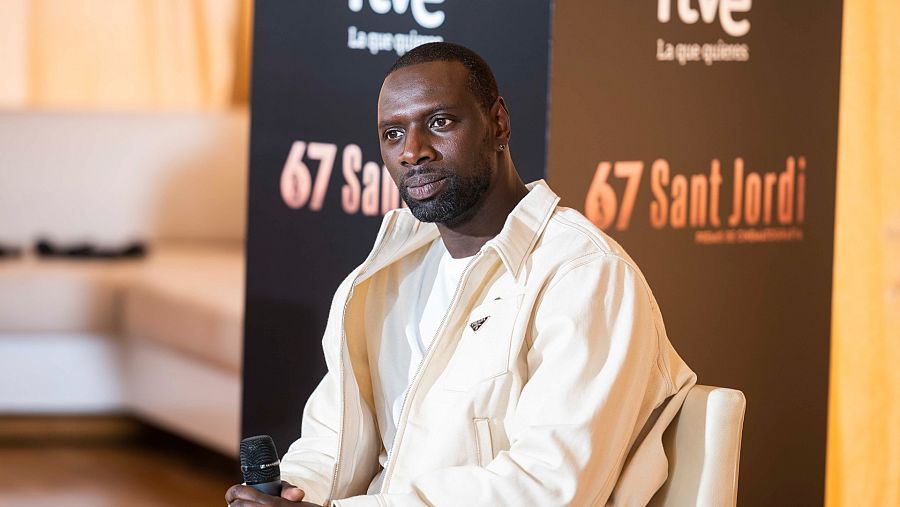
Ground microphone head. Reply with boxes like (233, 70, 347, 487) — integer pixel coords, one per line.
(240, 435, 281, 486)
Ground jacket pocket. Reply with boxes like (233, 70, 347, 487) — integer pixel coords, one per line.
(437, 294, 523, 391)
(473, 418, 494, 467)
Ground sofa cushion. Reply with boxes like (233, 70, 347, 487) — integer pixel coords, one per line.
(123, 243, 244, 373)
(0, 254, 141, 333)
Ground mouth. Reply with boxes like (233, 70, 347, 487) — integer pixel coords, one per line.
(404, 174, 448, 201)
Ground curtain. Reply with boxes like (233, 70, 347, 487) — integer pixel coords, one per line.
(827, 0, 900, 505)
(0, 0, 252, 109)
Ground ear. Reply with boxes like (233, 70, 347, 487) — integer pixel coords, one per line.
(489, 96, 511, 146)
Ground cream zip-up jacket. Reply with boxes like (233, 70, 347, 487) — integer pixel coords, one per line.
(281, 181, 696, 507)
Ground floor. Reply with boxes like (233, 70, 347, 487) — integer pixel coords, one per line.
(0, 416, 238, 507)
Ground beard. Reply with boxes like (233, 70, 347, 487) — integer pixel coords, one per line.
(399, 155, 493, 225)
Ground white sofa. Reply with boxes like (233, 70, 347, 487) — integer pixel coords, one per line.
(0, 110, 248, 456)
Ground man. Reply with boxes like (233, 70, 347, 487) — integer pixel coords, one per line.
(227, 42, 695, 507)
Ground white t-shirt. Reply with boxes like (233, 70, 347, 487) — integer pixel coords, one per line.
(369, 238, 472, 492)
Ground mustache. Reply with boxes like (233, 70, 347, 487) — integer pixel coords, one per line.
(401, 165, 449, 179)
(399, 166, 453, 187)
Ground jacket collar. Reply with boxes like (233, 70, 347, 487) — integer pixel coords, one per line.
(362, 180, 560, 281)
(482, 180, 560, 277)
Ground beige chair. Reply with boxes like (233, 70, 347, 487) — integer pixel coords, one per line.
(648, 385, 747, 507)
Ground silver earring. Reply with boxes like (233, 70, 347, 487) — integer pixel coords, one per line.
(498, 144, 505, 152)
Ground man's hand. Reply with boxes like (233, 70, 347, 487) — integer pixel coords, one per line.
(225, 481, 320, 506)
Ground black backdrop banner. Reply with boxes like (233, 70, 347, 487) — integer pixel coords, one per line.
(547, 2, 842, 505)
(243, 0, 552, 458)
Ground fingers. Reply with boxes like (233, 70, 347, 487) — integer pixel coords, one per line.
(225, 484, 274, 505)
(225, 482, 307, 506)
(225, 484, 243, 503)
(280, 481, 306, 502)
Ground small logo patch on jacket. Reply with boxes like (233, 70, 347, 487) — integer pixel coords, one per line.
(469, 316, 489, 332)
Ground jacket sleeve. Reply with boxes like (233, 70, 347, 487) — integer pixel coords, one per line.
(279, 270, 359, 506)
(334, 253, 677, 507)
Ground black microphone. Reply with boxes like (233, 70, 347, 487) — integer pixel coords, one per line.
(240, 435, 282, 496)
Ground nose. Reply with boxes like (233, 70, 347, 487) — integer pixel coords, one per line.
(399, 127, 436, 167)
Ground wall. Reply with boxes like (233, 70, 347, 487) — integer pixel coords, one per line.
(828, 0, 900, 504)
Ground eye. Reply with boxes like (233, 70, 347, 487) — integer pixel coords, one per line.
(383, 128, 404, 142)
(429, 117, 453, 129)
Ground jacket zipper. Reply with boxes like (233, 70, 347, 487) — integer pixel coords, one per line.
(379, 251, 483, 493)
(325, 217, 397, 505)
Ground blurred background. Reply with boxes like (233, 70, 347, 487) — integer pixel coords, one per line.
(0, 0, 896, 506)
(0, 1, 251, 505)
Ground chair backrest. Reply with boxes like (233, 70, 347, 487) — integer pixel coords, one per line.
(648, 384, 746, 507)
